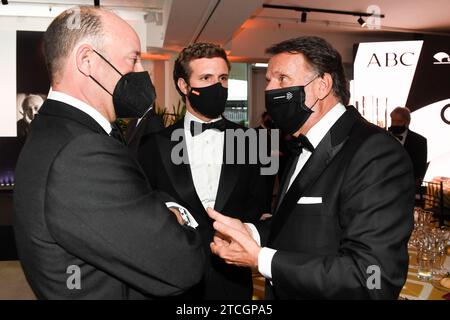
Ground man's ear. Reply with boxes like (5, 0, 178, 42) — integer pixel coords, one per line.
(76, 44, 93, 77)
(177, 78, 189, 95)
(318, 73, 333, 100)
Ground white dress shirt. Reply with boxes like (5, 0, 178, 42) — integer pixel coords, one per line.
(394, 129, 408, 146)
(47, 90, 198, 228)
(251, 103, 347, 280)
(184, 111, 224, 210)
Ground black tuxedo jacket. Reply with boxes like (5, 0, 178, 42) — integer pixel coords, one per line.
(138, 117, 268, 299)
(404, 129, 428, 182)
(257, 106, 414, 299)
(125, 109, 165, 157)
(13, 99, 205, 299)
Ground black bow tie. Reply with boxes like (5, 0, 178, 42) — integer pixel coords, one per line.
(110, 122, 127, 145)
(285, 134, 315, 156)
(190, 119, 227, 137)
(394, 135, 404, 142)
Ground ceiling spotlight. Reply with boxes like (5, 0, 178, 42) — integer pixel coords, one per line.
(1, 0, 8, 5)
(300, 11, 307, 23)
(357, 16, 367, 27)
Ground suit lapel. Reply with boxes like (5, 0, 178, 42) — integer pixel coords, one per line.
(403, 131, 411, 150)
(273, 155, 298, 212)
(214, 120, 242, 212)
(274, 133, 335, 218)
(158, 119, 206, 218)
(125, 118, 140, 145)
(268, 106, 359, 243)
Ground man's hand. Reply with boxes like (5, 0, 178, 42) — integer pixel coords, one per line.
(207, 208, 261, 268)
(260, 213, 272, 221)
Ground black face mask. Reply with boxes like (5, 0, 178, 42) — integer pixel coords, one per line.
(90, 50, 156, 118)
(388, 125, 407, 135)
(265, 77, 317, 134)
(187, 82, 228, 119)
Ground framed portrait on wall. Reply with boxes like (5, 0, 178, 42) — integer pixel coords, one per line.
(0, 31, 49, 187)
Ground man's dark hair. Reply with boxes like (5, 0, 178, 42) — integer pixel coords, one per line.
(266, 36, 350, 105)
(173, 42, 231, 101)
(43, 6, 104, 83)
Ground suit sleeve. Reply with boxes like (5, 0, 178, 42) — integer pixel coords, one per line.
(271, 133, 415, 299)
(254, 219, 272, 246)
(45, 134, 205, 297)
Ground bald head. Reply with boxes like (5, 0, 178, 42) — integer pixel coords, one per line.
(44, 6, 102, 84)
(43, 6, 143, 121)
(43, 6, 139, 84)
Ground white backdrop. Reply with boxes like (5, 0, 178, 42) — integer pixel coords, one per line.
(0, 30, 17, 137)
(353, 40, 450, 179)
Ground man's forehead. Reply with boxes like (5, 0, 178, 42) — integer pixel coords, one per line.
(266, 63, 301, 79)
(101, 14, 141, 51)
(103, 36, 141, 56)
(268, 53, 308, 72)
(269, 52, 305, 69)
(392, 113, 406, 120)
(126, 34, 142, 53)
(127, 49, 141, 56)
(190, 57, 229, 73)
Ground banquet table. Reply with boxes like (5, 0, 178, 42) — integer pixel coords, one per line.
(252, 249, 450, 300)
(399, 249, 450, 300)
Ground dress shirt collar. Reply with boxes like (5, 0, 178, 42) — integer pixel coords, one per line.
(47, 90, 113, 134)
(398, 128, 408, 144)
(184, 110, 222, 129)
(305, 102, 347, 149)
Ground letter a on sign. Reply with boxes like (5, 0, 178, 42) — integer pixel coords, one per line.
(367, 54, 381, 67)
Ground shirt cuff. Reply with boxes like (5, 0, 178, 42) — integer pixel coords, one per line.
(245, 223, 261, 246)
(258, 247, 277, 281)
(165, 202, 199, 229)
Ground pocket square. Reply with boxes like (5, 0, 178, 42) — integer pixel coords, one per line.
(297, 197, 322, 204)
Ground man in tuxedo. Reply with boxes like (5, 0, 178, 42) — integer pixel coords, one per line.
(389, 107, 428, 187)
(138, 43, 268, 299)
(207, 36, 415, 299)
(13, 6, 205, 299)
